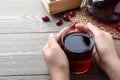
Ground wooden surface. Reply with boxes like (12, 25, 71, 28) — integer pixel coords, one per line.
(41, 0, 82, 14)
(0, 0, 119, 80)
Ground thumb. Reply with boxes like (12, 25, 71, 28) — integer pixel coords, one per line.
(49, 33, 61, 49)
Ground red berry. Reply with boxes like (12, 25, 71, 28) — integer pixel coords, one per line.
(56, 19, 63, 26)
(69, 11, 75, 17)
(42, 16, 49, 22)
(116, 27, 120, 32)
(63, 15, 70, 21)
(70, 22, 77, 29)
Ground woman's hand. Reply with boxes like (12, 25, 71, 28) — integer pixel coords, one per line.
(42, 27, 70, 80)
(75, 23, 120, 80)
(86, 23, 119, 69)
(87, 23, 120, 80)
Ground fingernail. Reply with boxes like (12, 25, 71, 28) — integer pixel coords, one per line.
(87, 22, 94, 26)
(87, 22, 91, 25)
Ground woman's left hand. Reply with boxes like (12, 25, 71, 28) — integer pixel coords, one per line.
(42, 27, 70, 80)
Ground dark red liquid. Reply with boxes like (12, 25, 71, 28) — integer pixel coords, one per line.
(62, 32, 94, 73)
(86, 0, 120, 23)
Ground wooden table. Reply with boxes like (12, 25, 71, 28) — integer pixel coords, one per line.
(0, 0, 120, 80)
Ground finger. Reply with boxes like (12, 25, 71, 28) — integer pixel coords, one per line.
(75, 23, 87, 30)
(56, 27, 69, 40)
(94, 53, 100, 64)
(49, 33, 61, 48)
(43, 42, 49, 51)
(92, 46, 97, 55)
(87, 22, 101, 35)
(42, 34, 51, 53)
(42, 42, 50, 55)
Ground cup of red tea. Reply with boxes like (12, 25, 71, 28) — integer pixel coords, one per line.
(61, 24, 94, 74)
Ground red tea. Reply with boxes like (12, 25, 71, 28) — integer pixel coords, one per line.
(86, 0, 120, 23)
(62, 32, 94, 73)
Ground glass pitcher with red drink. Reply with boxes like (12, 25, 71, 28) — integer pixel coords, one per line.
(81, 0, 120, 23)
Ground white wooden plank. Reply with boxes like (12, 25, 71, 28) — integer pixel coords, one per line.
(0, 33, 49, 53)
(0, 75, 50, 80)
(0, 14, 70, 33)
(0, 33, 119, 54)
(0, 0, 42, 15)
(0, 54, 48, 75)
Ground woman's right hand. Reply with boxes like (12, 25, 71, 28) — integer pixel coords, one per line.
(75, 23, 120, 80)
(87, 23, 119, 69)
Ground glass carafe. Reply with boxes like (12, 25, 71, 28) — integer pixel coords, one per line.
(82, 0, 120, 23)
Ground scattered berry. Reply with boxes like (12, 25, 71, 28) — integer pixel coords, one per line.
(116, 26, 120, 32)
(56, 18, 63, 26)
(69, 11, 75, 17)
(42, 16, 49, 22)
(63, 15, 70, 21)
(70, 22, 77, 29)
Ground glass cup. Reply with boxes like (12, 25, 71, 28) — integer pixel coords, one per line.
(61, 27, 94, 74)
